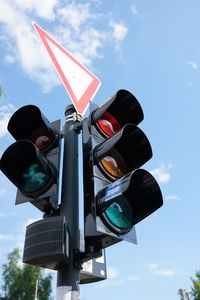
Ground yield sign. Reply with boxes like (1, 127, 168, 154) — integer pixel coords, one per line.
(33, 22, 101, 116)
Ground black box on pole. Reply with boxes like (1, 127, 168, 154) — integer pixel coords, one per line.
(23, 216, 69, 270)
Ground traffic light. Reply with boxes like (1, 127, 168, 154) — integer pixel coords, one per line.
(0, 105, 68, 270)
(82, 89, 163, 256)
(0, 105, 61, 212)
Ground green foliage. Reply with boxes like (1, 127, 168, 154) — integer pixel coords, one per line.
(191, 270, 200, 300)
(0, 248, 52, 300)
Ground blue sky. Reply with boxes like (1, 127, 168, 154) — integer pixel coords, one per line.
(0, 0, 200, 299)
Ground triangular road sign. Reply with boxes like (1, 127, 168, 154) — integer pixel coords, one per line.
(33, 22, 101, 116)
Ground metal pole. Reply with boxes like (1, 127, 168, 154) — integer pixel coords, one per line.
(34, 279, 38, 300)
(57, 105, 81, 300)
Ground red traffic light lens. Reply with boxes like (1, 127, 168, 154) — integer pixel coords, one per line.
(30, 127, 54, 151)
(100, 149, 127, 180)
(97, 112, 121, 137)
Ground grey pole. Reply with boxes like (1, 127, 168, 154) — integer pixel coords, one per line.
(57, 105, 82, 300)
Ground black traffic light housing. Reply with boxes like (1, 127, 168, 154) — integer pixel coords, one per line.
(0, 104, 68, 271)
(82, 89, 163, 255)
(0, 140, 57, 198)
(94, 124, 152, 179)
(0, 105, 61, 212)
(92, 89, 144, 130)
(97, 169, 163, 234)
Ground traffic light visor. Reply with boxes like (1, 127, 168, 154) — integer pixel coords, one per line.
(97, 169, 163, 234)
(94, 124, 152, 181)
(127, 169, 163, 225)
(92, 89, 144, 138)
(8, 105, 58, 152)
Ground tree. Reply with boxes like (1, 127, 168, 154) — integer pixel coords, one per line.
(0, 248, 52, 300)
(0, 85, 4, 98)
(191, 269, 200, 300)
(178, 289, 192, 300)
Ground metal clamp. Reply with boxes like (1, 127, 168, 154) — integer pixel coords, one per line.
(65, 112, 83, 133)
(65, 112, 82, 123)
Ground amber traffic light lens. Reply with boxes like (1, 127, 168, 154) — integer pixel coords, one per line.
(97, 112, 121, 137)
(100, 149, 127, 180)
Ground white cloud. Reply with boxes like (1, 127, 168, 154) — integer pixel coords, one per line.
(0, 103, 17, 138)
(90, 0, 102, 6)
(165, 195, 182, 201)
(109, 20, 128, 42)
(127, 276, 141, 281)
(0, 1, 127, 92)
(4, 54, 16, 64)
(107, 266, 119, 279)
(0, 248, 11, 261)
(187, 61, 198, 70)
(0, 212, 6, 218)
(0, 2, 59, 92)
(0, 189, 7, 196)
(154, 269, 177, 276)
(131, 5, 140, 16)
(145, 263, 178, 277)
(0, 234, 15, 241)
(187, 81, 193, 88)
(14, 0, 58, 20)
(145, 263, 160, 270)
(94, 266, 121, 289)
(24, 218, 40, 228)
(57, 3, 94, 32)
(150, 163, 172, 184)
(14, 217, 40, 255)
(95, 269, 141, 289)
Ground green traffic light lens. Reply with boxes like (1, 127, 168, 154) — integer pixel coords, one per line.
(103, 195, 134, 234)
(22, 163, 50, 193)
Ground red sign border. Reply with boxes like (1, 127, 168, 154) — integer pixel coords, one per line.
(33, 22, 101, 115)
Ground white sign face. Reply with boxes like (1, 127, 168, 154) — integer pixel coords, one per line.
(33, 22, 101, 116)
